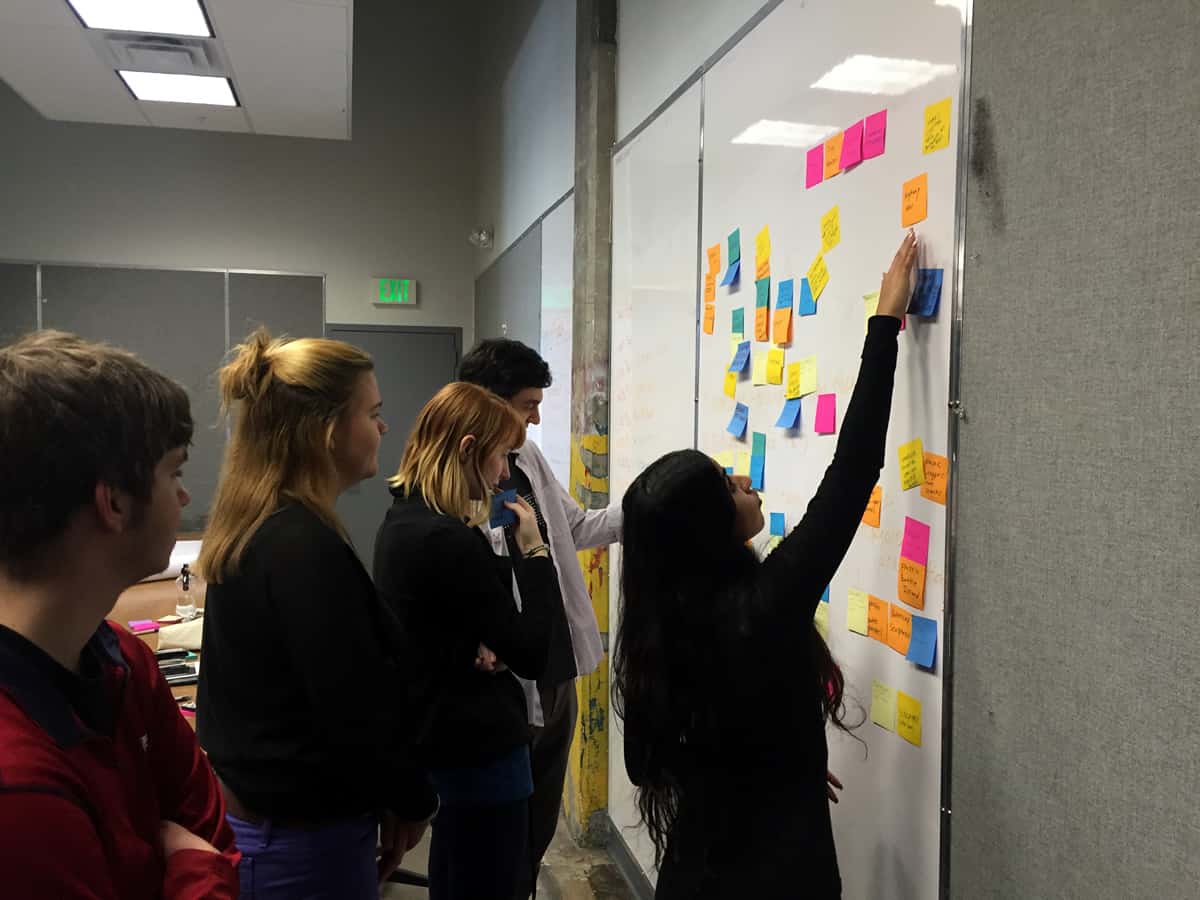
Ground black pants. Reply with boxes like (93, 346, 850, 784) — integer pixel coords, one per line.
(513, 680, 579, 900)
(429, 796, 530, 900)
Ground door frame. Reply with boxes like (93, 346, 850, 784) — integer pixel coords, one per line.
(325, 323, 463, 367)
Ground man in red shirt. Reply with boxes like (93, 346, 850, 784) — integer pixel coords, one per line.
(0, 330, 239, 898)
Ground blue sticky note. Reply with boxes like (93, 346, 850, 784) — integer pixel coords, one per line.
(769, 512, 785, 536)
(777, 279, 794, 309)
(726, 402, 749, 438)
(798, 278, 818, 316)
(910, 268, 944, 317)
(732, 307, 744, 333)
(751, 431, 766, 457)
(728, 228, 741, 265)
(755, 277, 770, 308)
(729, 341, 751, 372)
(489, 489, 518, 528)
(906, 615, 938, 667)
(720, 259, 741, 287)
(750, 455, 765, 490)
(821, 585, 830, 604)
(724, 466, 734, 475)
(775, 397, 802, 429)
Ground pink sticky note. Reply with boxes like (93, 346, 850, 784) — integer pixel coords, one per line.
(128, 619, 159, 634)
(840, 120, 864, 169)
(863, 109, 888, 159)
(814, 393, 837, 434)
(806, 145, 824, 188)
(901, 516, 931, 567)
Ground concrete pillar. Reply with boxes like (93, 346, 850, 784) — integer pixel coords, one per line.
(565, 0, 616, 847)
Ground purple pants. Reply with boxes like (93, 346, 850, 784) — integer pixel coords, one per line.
(228, 813, 378, 900)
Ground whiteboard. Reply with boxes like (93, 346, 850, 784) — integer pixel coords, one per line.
(609, 1, 966, 896)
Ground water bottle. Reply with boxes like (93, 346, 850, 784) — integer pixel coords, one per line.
(175, 564, 197, 621)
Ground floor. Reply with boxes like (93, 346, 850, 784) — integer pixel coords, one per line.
(381, 813, 636, 900)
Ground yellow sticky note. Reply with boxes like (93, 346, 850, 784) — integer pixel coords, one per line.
(764, 534, 783, 556)
(922, 97, 952, 155)
(847, 589, 869, 635)
(899, 438, 926, 490)
(823, 133, 844, 180)
(756, 256, 770, 281)
(898, 558, 927, 610)
(704, 271, 716, 305)
(730, 330, 744, 358)
(703, 304, 715, 334)
(862, 484, 882, 527)
(766, 348, 785, 384)
(887, 603, 912, 655)
(797, 356, 818, 396)
(707, 243, 721, 274)
(755, 225, 771, 261)
(870, 680, 896, 731)
(772, 307, 792, 345)
(752, 352, 769, 385)
(807, 253, 830, 300)
(864, 291, 880, 334)
(897, 691, 922, 746)
(785, 362, 802, 400)
(735, 451, 751, 477)
(813, 602, 830, 641)
(921, 452, 949, 505)
(714, 451, 734, 470)
(902, 173, 928, 227)
(867, 595, 888, 642)
(820, 206, 841, 253)
(723, 370, 738, 398)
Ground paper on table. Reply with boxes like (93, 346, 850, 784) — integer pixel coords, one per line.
(897, 691, 922, 746)
(871, 680, 897, 731)
(814, 393, 837, 434)
(922, 97, 952, 155)
(921, 452, 949, 505)
(862, 485, 882, 527)
(887, 603, 913, 655)
(847, 589, 869, 635)
(898, 438, 925, 490)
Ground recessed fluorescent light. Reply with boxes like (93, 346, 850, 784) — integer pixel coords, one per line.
(732, 120, 841, 148)
(66, 0, 211, 37)
(811, 55, 957, 96)
(119, 71, 236, 106)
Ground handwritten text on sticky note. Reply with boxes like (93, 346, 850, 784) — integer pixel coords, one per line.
(807, 254, 831, 300)
(847, 589, 869, 635)
(888, 603, 912, 655)
(871, 680, 897, 731)
(922, 97, 952, 155)
(921, 452, 949, 505)
(862, 485, 882, 527)
(868, 595, 888, 642)
(898, 558, 926, 610)
(902, 173, 928, 227)
(899, 438, 926, 490)
(897, 691, 922, 746)
(820, 206, 841, 253)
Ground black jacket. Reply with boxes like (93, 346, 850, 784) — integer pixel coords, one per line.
(373, 488, 564, 768)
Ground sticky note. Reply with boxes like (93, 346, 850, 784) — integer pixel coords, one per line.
(490, 488, 519, 527)
(732, 307, 745, 334)
(899, 438, 925, 490)
(870, 680, 896, 731)
(910, 268, 944, 318)
(128, 619, 159, 634)
(729, 341, 751, 373)
(763, 534, 782, 556)
(902, 173, 928, 227)
(901, 516, 931, 567)
(750, 455, 764, 490)
(767, 349, 785, 384)
(714, 451, 734, 473)
(921, 452, 949, 505)
(867, 595, 888, 642)
(863, 290, 880, 334)
(751, 431, 766, 457)
(726, 403, 750, 439)
(755, 276, 770, 308)
(887, 603, 912, 655)
(813, 602, 830, 641)
(769, 512, 785, 536)
(823, 133, 843, 180)
(863, 109, 887, 159)
(728, 228, 741, 265)
(772, 308, 792, 345)
(897, 691, 922, 746)
(707, 243, 721, 275)
(840, 121, 864, 170)
(777, 279, 794, 309)
(898, 557, 926, 610)
(755, 225, 771, 262)
(847, 589, 869, 635)
(723, 370, 737, 398)
(807, 253, 830, 300)
(703, 303, 715, 334)
(862, 485, 882, 527)
(797, 356, 818, 396)
(805, 144, 824, 188)
(735, 451, 751, 477)
(704, 271, 716, 305)
(730, 330, 744, 358)
(820, 206, 841, 253)
(776, 397, 802, 429)
(720, 259, 741, 286)
(798, 278, 818, 316)
(814, 393, 837, 434)
(821, 584, 830, 604)
(907, 615, 938, 668)
(755, 305, 769, 343)
(785, 362, 802, 400)
(752, 352, 769, 385)
(922, 97, 952, 155)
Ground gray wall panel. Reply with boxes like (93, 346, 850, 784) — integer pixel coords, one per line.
(229, 273, 324, 344)
(0, 263, 38, 343)
(474, 224, 542, 350)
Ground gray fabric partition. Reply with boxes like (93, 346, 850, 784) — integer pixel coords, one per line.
(0, 263, 37, 343)
(950, 3, 1200, 898)
(229, 273, 325, 344)
(474, 224, 542, 350)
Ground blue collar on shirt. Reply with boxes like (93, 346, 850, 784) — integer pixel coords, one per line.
(0, 622, 126, 747)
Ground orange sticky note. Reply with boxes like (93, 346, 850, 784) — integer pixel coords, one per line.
(823, 133, 844, 180)
(703, 304, 715, 335)
(756, 256, 771, 281)
(772, 307, 792, 344)
(707, 243, 721, 274)
(867, 595, 888, 642)
(704, 271, 716, 305)
(862, 485, 882, 527)
(902, 173, 928, 227)
(755, 305, 769, 342)
(898, 558, 926, 610)
(921, 452, 949, 505)
(887, 603, 912, 655)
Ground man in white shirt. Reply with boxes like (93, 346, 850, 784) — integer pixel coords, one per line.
(459, 340, 621, 898)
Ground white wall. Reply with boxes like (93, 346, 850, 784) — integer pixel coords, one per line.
(0, 0, 478, 343)
(616, 0, 768, 141)
(474, 0, 576, 274)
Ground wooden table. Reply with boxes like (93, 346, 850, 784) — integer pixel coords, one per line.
(111, 580, 205, 721)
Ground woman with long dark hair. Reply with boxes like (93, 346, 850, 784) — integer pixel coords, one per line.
(612, 232, 919, 899)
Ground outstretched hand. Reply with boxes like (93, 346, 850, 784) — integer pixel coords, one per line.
(877, 231, 919, 319)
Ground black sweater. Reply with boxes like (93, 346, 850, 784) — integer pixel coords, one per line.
(625, 316, 901, 899)
(196, 503, 436, 822)
(373, 488, 564, 768)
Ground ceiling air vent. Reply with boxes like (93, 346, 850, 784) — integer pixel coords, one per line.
(86, 31, 229, 78)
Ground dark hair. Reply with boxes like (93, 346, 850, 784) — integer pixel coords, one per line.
(611, 448, 853, 866)
(0, 330, 193, 578)
(458, 338, 551, 399)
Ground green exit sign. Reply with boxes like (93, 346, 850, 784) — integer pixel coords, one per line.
(373, 277, 418, 307)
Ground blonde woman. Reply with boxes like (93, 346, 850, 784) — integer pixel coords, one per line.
(196, 329, 436, 900)
(373, 381, 566, 900)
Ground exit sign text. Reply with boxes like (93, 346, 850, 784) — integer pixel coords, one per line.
(373, 277, 418, 306)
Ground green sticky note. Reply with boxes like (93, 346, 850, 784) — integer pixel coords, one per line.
(752, 431, 766, 457)
(728, 228, 741, 265)
(755, 277, 770, 308)
(732, 307, 744, 333)
(871, 680, 897, 731)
